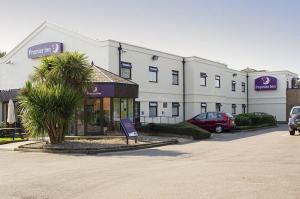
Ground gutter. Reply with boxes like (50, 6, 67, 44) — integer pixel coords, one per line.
(118, 43, 122, 76)
(246, 73, 249, 113)
(182, 58, 186, 120)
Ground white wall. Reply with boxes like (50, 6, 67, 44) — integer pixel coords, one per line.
(248, 71, 298, 121)
(107, 41, 184, 123)
(184, 57, 247, 119)
(0, 24, 109, 90)
(0, 22, 298, 124)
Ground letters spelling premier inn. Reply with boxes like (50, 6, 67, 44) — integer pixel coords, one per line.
(0, 22, 299, 124)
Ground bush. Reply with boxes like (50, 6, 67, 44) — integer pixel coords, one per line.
(137, 122, 211, 140)
(235, 113, 277, 126)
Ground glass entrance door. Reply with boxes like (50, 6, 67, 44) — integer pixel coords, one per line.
(85, 98, 101, 135)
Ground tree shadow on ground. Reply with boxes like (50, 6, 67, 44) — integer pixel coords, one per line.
(205, 125, 287, 142)
(45, 148, 190, 158)
(98, 148, 190, 157)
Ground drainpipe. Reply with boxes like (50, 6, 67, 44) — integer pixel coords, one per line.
(246, 73, 249, 113)
(182, 58, 186, 120)
(118, 43, 122, 76)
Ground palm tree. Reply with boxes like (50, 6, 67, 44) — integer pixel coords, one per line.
(19, 82, 81, 144)
(18, 52, 94, 144)
(32, 51, 93, 96)
(0, 50, 6, 58)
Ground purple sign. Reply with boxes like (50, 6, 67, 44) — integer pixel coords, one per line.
(120, 118, 138, 137)
(86, 84, 115, 97)
(255, 76, 277, 91)
(28, 42, 63, 59)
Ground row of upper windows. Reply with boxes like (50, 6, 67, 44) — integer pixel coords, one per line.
(120, 62, 179, 85)
(149, 102, 180, 117)
(200, 72, 246, 92)
(200, 102, 246, 115)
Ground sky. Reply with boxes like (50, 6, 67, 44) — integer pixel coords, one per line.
(0, 0, 299, 72)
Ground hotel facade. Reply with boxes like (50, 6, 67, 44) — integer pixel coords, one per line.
(0, 22, 299, 131)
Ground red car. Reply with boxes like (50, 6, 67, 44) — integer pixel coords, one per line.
(188, 112, 235, 133)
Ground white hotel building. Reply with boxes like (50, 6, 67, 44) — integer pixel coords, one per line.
(0, 22, 298, 126)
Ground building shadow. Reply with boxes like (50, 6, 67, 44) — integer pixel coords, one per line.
(205, 125, 287, 142)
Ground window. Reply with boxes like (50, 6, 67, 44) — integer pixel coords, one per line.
(207, 112, 217, 120)
(232, 81, 236, 91)
(201, 102, 207, 113)
(163, 102, 168, 108)
(287, 81, 289, 89)
(207, 112, 222, 120)
(242, 82, 246, 92)
(200, 72, 207, 86)
(242, 104, 246, 113)
(172, 102, 180, 117)
(216, 103, 221, 112)
(149, 66, 158, 82)
(195, 113, 207, 120)
(172, 70, 179, 85)
(120, 62, 132, 79)
(232, 104, 236, 115)
(215, 75, 221, 88)
(149, 102, 158, 117)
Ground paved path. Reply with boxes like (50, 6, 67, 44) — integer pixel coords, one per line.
(0, 141, 37, 151)
(0, 125, 300, 199)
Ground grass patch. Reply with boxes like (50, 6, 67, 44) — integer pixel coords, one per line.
(137, 122, 211, 140)
(0, 137, 23, 141)
(0, 137, 27, 145)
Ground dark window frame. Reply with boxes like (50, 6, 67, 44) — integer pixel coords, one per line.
(149, 66, 158, 83)
(172, 102, 180, 117)
(200, 72, 207, 86)
(242, 104, 246, 113)
(163, 102, 168, 108)
(216, 103, 221, 112)
(201, 102, 207, 113)
(149, 101, 158, 117)
(232, 104, 237, 115)
(172, 70, 179, 85)
(232, 81, 236, 91)
(215, 75, 221, 88)
(119, 61, 132, 80)
(242, 82, 246, 92)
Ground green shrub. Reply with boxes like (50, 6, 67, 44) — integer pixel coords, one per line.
(137, 122, 211, 140)
(235, 113, 277, 126)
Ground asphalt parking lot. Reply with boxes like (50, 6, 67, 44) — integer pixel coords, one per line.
(1, 125, 300, 199)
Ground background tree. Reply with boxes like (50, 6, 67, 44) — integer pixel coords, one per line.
(0, 50, 6, 58)
(18, 52, 94, 144)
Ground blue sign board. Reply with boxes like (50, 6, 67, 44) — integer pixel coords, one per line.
(120, 118, 138, 138)
(86, 84, 115, 97)
(28, 42, 63, 59)
(255, 76, 277, 91)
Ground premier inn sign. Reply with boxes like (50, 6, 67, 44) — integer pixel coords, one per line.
(28, 42, 63, 59)
(255, 76, 278, 91)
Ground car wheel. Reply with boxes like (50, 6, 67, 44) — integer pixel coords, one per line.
(215, 125, 223, 133)
(290, 130, 295, 135)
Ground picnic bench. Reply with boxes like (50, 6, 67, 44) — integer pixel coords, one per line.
(0, 127, 23, 140)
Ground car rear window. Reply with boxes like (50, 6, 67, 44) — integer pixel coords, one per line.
(292, 108, 300, 114)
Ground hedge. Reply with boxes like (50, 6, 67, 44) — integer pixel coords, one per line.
(235, 113, 277, 126)
(137, 122, 211, 140)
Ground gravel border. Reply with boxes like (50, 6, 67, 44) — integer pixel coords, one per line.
(15, 139, 178, 154)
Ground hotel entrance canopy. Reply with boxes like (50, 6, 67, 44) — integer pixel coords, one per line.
(88, 64, 138, 98)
